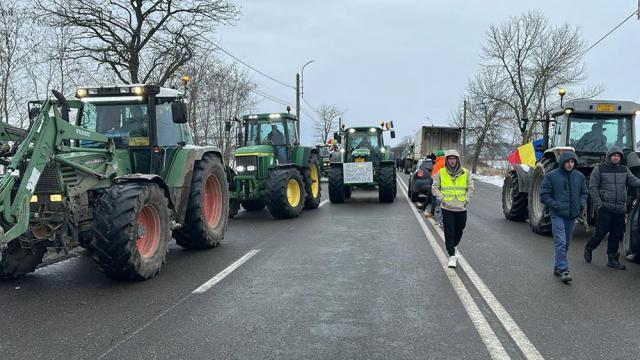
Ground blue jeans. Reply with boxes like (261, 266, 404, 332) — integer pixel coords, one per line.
(551, 215, 576, 271)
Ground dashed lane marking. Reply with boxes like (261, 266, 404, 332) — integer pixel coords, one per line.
(193, 249, 261, 294)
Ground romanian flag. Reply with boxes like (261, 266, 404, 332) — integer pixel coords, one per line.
(507, 139, 544, 168)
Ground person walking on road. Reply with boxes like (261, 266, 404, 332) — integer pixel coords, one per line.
(584, 146, 640, 270)
(539, 151, 587, 283)
(428, 150, 446, 221)
(432, 150, 474, 268)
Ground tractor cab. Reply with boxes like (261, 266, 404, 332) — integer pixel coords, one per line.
(342, 127, 386, 163)
(549, 99, 640, 167)
(74, 84, 191, 175)
(241, 113, 299, 164)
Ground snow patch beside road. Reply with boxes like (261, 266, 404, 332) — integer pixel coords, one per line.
(473, 174, 504, 188)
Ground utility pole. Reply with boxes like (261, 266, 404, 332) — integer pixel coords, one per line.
(462, 99, 467, 165)
(295, 73, 301, 139)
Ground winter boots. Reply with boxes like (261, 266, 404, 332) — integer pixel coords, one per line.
(607, 253, 626, 270)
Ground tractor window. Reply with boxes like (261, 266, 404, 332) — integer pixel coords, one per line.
(156, 102, 182, 146)
(246, 121, 287, 146)
(567, 115, 632, 152)
(79, 102, 149, 148)
(348, 131, 379, 150)
(286, 120, 298, 144)
(551, 114, 565, 148)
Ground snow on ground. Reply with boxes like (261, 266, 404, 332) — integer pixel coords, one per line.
(472, 174, 504, 188)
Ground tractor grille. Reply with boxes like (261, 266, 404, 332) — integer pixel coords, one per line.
(34, 162, 62, 194)
(236, 155, 258, 176)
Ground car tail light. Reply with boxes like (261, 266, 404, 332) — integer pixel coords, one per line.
(417, 169, 425, 178)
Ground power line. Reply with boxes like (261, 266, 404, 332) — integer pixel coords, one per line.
(580, 9, 638, 57)
(302, 97, 319, 114)
(249, 88, 291, 107)
(199, 36, 295, 89)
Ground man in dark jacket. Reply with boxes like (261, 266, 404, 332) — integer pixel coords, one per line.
(584, 145, 640, 270)
(540, 151, 588, 283)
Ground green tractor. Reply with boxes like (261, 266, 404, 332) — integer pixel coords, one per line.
(0, 84, 229, 280)
(226, 112, 321, 219)
(328, 126, 397, 203)
(316, 144, 332, 178)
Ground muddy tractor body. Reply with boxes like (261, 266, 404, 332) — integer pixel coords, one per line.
(328, 126, 397, 203)
(227, 112, 321, 219)
(0, 84, 229, 280)
(502, 99, 640, 235)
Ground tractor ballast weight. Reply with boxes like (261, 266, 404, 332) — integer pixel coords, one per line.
(502, 99, 640, 235)
(328, 126, 397, 203)
(227, 112, 321, 219)
(0, 84, 230, 280)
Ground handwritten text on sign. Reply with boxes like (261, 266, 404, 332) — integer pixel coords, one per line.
(343, 162, 373, 184)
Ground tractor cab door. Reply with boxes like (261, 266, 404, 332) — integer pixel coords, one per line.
(284, 119, 299, 163)
(151, 101, 186, 177)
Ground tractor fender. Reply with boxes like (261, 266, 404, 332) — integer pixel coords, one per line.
(183, 145, 224, 163)
(297, 146, 318, 167)
(509, 164, 533, 194)
(114, 174, 175, 209)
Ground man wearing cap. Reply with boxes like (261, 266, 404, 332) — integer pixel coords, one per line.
(432, 150, 474, 268)
(584, 145, 640, 270)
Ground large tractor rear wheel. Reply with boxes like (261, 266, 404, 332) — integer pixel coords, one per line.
(528, 158, 557, 235)
(92, 183, 171, 280)
(502, 170, 528, 221)
(175, 154, 229, 249)
(265, 169, 306, 219)
(303, 154, 322, 209)
(379, 165, 396, 203)
(241, 200, 265, 211)
(0, 240, 46, 279)
(328, 165, 346, 203)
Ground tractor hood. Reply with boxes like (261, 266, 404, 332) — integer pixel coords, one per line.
(235, 145, 274, 157)
(351, 148, 371, 157)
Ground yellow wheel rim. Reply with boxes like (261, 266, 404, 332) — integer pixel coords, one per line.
(287, 179, 301, 207)
(310, 164, 319, 198)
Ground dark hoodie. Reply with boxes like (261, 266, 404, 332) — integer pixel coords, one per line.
(589, 145, 640, 214)
(540, 151, 588, 219)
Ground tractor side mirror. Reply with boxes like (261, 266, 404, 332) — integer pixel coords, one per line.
(171, 102, 188, 124)
(237, 131, 244, 147)
(224, 120, 232, 132)
(334, 132, 341, 143)
(390, 130, 396, 139)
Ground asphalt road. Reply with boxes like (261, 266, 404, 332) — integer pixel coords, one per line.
(1, 176, 639, 359)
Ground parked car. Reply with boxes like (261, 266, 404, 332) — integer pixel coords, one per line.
(407, 158, 433, 202)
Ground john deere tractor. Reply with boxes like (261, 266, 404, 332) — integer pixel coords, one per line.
(328, 126, 396, 203)
(316, 144, 331, 178)
(0, 84, 229, 280)
(226, 112, 321, 219)
(502, 99, 640, 235)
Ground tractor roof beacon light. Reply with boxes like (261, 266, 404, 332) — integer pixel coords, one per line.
(180, 75, 190, 85)
(76, 88, 88, 98)
(559, 88, 566, 108)
(287, 105, 291, 114)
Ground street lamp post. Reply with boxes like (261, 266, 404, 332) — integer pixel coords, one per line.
(296, 60, 315, 139)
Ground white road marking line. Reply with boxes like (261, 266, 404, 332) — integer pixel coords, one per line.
(193, 249, 261, 294)
(319, 199, 329, 207)
(97, 249, 261, 358)
(428, 219, 544, 360)
(398, 175, 544, 360)
(396, 175, 510, 360)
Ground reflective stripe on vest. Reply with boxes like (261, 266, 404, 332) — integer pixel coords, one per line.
(439, 168, 467, 202)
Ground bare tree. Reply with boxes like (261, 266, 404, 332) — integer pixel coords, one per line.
(453, 67, 508, 173)
(482, 11, 587, 144)
(35, 0, 238, 85)
(314, 104, 343, 143)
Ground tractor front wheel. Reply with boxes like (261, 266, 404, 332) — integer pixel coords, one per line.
(92, 183, 171, 280)
(528, 158, 556, 235)
(378, 165, 396, 203)
(328, 165, 346, 203)
(502, 170, 528, 221)
(303, 154, 322, 209)
(175, 154, 230, 249)
(0, 240, 46, 279)
(265, 169, 306, 219)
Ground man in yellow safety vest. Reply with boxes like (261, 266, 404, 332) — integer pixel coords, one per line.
(431, 150, 474, 268)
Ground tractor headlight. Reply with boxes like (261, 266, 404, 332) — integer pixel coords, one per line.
(132, 86, 144, 96)
(247, 165, 256, 171)
(340, 148, 345, 153)
(76, 88, 88, 98)
(236, 165, 245, 172)
(380, 147, 386, 153)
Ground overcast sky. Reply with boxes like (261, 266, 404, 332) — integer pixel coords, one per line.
(217, 1, 640, 145)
